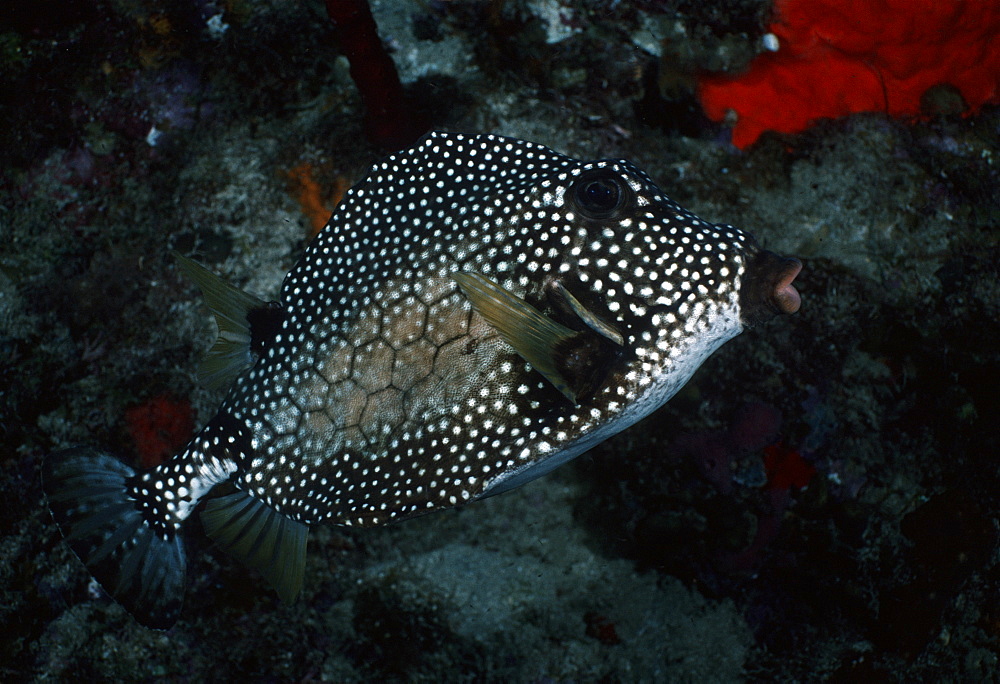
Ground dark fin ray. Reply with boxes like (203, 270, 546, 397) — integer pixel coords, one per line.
(43, 447, 185, 630)
(47, 483, 124, 503)
(172, 250, 266, 391)
(61, 501, 135, 541)
(452, 271, 582, 403)
(201, 490, 309, 603)
(115, 526, 153, 595)
(88, 513, 144, 565)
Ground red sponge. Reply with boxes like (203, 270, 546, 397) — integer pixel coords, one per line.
(698, 0, 1000, 148)
(125, 393, 194, 469)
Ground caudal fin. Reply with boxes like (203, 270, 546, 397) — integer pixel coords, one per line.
(43, 447, 186, 629)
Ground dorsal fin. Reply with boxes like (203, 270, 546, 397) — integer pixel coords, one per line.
(172, 251, 266, 391)
(200, 489, 309, 602)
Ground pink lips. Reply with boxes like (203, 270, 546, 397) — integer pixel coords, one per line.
(773, 258, 803, 314)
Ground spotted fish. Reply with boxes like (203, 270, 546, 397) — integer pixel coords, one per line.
(43, 131, 801, 628)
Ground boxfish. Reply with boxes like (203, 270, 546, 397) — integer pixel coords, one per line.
(43, 131, 802, 628)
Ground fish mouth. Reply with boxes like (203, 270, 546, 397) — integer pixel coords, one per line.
(770, 257, 802, 314)
(739, 250, 803, 326)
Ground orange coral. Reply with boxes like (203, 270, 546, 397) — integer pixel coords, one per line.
(285, 163, 349, 240)
(136, 12, 180, 68)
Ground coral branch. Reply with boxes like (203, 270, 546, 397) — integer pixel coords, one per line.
(324, 0, 427, 150)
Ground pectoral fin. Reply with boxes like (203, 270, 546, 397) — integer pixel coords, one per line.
(548, 280, 624, 346)
(452, 271, 582, 403)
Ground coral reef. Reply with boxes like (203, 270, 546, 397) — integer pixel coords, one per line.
(124, 393, 195, 469)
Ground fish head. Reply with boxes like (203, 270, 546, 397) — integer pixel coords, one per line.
(505, 157, 802, 414)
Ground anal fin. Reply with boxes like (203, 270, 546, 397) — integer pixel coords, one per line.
(201, 489, 309, 603)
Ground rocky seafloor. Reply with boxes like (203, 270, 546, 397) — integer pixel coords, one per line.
(1, 1, 997, 681)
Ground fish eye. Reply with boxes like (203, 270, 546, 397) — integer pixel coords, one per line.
(571, 171, 628, 218)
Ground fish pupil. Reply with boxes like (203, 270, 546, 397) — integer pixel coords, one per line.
(573, 173, 624, 217)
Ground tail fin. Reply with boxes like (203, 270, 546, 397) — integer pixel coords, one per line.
(43, 447, 186, 629)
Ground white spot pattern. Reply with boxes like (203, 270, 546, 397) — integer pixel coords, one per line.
(148, 132, 759, 529)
